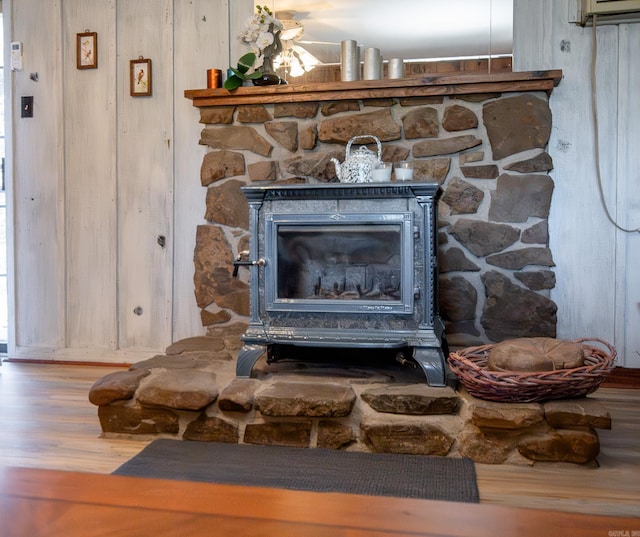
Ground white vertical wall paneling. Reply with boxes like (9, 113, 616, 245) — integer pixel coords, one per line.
(512, 0, 555, 70)
(63, 0, 118, 351)
(514, 0, 639, 366)
(229, 0, 254, 70)
(3, 1, 15, 356)
(563, 22, 619, 339)
(117, 0, 174, 352)
(10, 1, 65, 354)
(551, 11, 619, 344)
(616, 24, 640, 367)
(551, 8, 628, 363)
(172, 1, 230, 341)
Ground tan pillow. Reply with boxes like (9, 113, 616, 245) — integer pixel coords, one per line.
(488, 338, 585, 372)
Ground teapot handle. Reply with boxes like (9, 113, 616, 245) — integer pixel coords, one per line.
(345, 135, 382, 160)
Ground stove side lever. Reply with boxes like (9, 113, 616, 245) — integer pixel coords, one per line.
(232, 250, 266, 277)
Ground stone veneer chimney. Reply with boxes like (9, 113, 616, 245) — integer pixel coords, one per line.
(190, 75, 559, 349)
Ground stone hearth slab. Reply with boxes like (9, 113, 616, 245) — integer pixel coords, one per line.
(255, 381, 356, 417)
(361, 385, 460, 415)
(89, 329, 612, 465)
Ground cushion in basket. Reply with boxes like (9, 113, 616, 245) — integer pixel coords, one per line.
(487, 337, 585, 372)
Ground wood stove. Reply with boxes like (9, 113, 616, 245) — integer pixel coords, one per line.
(234, 182, 447, 386)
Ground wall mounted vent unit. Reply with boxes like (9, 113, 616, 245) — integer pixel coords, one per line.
(578, 0, 640, 24)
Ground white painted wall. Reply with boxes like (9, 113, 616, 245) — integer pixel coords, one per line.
(8, 0, 65, 356)
(173, 0, 236, 344)
(4, 0, 638, 367)
(4, 0, 249, 363)
(514, 0, 640, 367)
(63, 0, 117, 355)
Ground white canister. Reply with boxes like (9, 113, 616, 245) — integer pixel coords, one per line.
(363, 47, 382, 80)
(341, 40, 360, 81)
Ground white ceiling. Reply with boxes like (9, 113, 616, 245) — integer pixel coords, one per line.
(266, 0, 513, 64)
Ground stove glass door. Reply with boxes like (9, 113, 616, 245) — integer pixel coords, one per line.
(265, 212, 414, 314)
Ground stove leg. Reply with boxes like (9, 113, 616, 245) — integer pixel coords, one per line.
(236, 344, 265, 378)
(413, 346, 447, 386)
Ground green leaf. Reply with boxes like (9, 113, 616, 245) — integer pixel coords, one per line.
(224, 51, 259, 90)
(223, 75, 243, 90)
(237, 52, 257, 73)
(229, 67, 248, 79)
(238, 52, 256, 64)
(236, 64, 250, 75)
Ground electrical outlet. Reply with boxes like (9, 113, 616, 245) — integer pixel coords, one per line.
(21, 96, 33, 118)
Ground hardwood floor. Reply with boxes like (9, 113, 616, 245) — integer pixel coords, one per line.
(1, 361, 639, 519)
(0, 362, 146, 473)
(3, 467, 638, 537)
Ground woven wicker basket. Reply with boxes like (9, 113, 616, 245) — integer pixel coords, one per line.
(447, 338, 616, 403)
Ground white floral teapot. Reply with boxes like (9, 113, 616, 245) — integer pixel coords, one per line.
(331, 135, 382, 183)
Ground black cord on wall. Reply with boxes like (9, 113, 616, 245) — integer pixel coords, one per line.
(590, 14, 640, 233)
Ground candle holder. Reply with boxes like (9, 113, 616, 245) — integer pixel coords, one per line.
(394, 161, 414, 181)
(207, 69, 222, 88)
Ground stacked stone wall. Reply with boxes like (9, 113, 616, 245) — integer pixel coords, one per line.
(194, 91, 558, 346)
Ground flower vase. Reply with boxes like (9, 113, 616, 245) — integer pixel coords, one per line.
(253, 56, 282, 86)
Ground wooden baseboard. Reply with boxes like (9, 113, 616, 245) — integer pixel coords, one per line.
(600, 367, 640, 389)
(3, 358, 131, 368)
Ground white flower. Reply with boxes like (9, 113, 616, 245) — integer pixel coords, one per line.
(255, 31, 274, 50)
(237, 5, 283, 58)
(265, 15, 283, 31)
(245, 19, 260, 34)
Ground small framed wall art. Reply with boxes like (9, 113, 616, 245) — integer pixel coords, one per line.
(130, 57, 152, 97)
(77, 31, 98, 69)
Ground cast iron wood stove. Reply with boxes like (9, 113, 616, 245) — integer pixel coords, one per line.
(234, 182, 447, 386)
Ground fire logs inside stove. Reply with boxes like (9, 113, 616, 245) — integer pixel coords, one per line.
(234, 183, 448, 386)
(277, 226, 401, 301)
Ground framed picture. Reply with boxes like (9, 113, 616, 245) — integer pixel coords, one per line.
(130, 58, 152, 97)
(77, 32, 98, 69)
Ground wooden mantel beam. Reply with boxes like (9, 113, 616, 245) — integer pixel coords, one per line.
(184, 70, 562, 107)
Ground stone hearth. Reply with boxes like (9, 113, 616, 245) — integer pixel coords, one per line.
(90, 327, 612, 465)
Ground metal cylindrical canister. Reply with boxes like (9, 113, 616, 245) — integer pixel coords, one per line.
(363, 47, 381, 80)
(388, 58, 405, 79)
(341, 40, 360, 81)
(207, 68, 222, 89)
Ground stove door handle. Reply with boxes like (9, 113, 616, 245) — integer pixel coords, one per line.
(232, 252, 266, 277)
